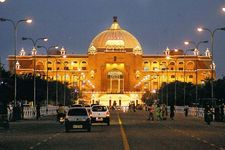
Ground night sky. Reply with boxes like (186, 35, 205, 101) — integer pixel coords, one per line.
(1, 0, 225, 78)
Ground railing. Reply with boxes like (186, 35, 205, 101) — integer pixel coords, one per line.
(174, 106, 204, 117)
(23, 105, 58, 119)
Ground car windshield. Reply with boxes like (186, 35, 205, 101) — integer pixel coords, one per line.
(92, 106, 107, 112)
(68, 108, 87, 116)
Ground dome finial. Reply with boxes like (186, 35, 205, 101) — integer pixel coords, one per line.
(113, 16, 118, 22)
(110, 16, 120, 30)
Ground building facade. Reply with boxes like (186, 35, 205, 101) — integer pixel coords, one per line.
(8, 17, 215, 106)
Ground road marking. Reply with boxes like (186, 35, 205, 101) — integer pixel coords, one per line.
(118, 113, 130, 150)
(43, 139, 48, 142)
(36, 142, 41, 146)
(29, 146, 34, 149)
(162, 123, 225, 150)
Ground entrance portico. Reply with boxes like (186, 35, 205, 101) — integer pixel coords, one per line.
(88, 92, 143, 107)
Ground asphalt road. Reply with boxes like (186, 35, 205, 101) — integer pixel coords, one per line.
(0, 110, 225, 150)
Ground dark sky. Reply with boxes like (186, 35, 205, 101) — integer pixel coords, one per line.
(1, 0, 225, 78)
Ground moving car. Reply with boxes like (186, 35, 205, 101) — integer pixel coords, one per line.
(71, 104, 83, 107)
(65, 107, 91, 132)
(90, 105, 110, 125)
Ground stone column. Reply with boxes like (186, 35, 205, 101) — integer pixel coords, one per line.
(110, 76, 112, 93)
(118, 78, 120, 93)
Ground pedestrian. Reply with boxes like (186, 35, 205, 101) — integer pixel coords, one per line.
(220, 103, 224, 122)
(184, 105, 189, 117)
(147, 104, 154, 121)
(132, 103, 136, 112)
(170, 104, 175, 120)
(7, 103, 13, 121)
(36, 103, 41, 120)
(155, 104, 162, 121)
(161, 103, 167, 120)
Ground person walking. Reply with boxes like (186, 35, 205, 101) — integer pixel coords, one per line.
(155, 104, 162, 121)
(147, 104, 154, 121)
(36, 103, 41, 120)
(184, 105, 189, 117)
(220, 103, 224, 122)
(161, 103, 167, 120)
(170, 104, 175, 120)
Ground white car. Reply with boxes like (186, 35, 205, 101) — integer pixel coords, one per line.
(90, 105, 110, 125)
(65, 107, 91, 132)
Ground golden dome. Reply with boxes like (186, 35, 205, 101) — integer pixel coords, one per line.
(88, 17, 143, 55)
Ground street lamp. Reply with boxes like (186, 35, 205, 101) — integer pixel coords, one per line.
(197, 27, 225, 105)
(0, 17, 32, 105)
(184, 40, 208, 50)
(0, 0, 6, 2)
(22, 37, 48, 107)
(184, 40, 208, 104)
(37, 45, 58, 108)
(222, 7, 225, 12)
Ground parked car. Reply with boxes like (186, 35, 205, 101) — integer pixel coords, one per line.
(71, 104, 83, 107)
(65, 107, 91, 132)
(90, 105, 110, 125)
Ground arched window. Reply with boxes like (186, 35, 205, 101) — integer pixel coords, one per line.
(143, 61, 149, 71)
(36, 62, 44, 70)
(81, 60, 87, 70)
(186, 61, 195, 70)
(151, 61, 158, 70)
(169, 62, 175, 65)
(179, 62, 184, 65)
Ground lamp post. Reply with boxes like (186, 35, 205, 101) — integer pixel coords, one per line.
(197, 27, 225, 105)
(165, 56, 171, 106)
(182, 49, 195, 106)
(22, 37, 48, 107)
(37, 45, 58, 108)
(184, 40, 208, 105)
(0, 17, 32, 105)
(63, 59, 68, 106)
(173, 54, 178, 106)
(55, 57, 60, 105)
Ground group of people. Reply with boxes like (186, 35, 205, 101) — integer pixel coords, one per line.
(0, 101, 24, 122)
(147, 103, 171, 121)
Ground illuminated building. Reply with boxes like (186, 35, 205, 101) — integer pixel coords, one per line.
(8, 17, 214, 106)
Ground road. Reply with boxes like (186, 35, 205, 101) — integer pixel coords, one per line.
(0, 110, 225, 150)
